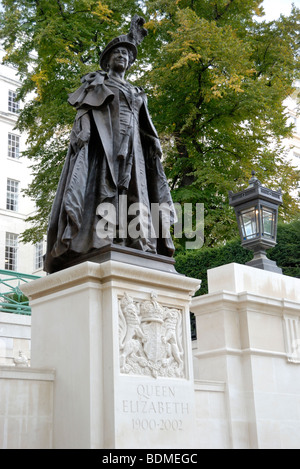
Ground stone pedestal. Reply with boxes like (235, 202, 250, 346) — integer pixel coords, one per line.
(22, 260, 200, 449)
(191, 263, 300, 449)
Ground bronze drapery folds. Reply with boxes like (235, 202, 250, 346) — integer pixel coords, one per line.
(44, 15, 176, 274)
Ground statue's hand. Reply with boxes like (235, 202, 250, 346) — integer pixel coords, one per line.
(155, 147, 163, 159)
(77, 129, 90, 148)
(151, 139, 162, 159)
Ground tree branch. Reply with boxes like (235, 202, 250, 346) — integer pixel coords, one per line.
(214, 0, 235, 20)
(56, 0, 66, 19)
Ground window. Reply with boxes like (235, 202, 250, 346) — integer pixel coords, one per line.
(6, 179, 19, 211)
(287, 114, 297, 127)
(8, 90, 19, 114)
(5, 233, 18, 271)
(8, 133, 20, 159)
(34, 242, 44, 270)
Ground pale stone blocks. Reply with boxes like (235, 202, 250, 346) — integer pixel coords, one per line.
(192, 263, 300, 449)
(0, 367, 54, 449)
(2, 261, 300, 449)
(0, 312, 31, 365)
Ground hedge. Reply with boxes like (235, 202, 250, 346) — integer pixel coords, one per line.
(174, 219, 300, 296)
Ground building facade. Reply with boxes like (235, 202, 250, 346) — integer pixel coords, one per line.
(0, 47, 45, 278)
(283, 81, 300, 171)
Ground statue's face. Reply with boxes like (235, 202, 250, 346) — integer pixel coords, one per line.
(107, 47, 130, 72)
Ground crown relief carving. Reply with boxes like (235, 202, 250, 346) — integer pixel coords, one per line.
(118, 291, 184, 379)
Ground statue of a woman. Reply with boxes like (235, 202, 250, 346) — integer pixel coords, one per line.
(44, 16, 176, 274)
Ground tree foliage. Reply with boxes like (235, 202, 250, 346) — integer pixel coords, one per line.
(0, 0, 299, 246)
(142, 0, 300, 246)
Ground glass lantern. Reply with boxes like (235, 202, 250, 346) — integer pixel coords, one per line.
(229, 172, 282, 273)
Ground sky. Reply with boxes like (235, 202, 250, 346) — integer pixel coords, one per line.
(0, 1, 299, 19)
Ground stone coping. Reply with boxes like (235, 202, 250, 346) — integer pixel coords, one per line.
(21, 260, 201, 300)
(194, 379, 226, 393)
(0, 365, 55, 381)
(193, 347, 287, 360)
(0, 311, 31, 325)
(192, 290, 300, 316)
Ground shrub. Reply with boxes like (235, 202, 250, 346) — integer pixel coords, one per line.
(174, 219, 300, 296)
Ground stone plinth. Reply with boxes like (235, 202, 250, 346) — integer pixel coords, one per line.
(22, 260, 200, 449)
(191, 263, 300, 449)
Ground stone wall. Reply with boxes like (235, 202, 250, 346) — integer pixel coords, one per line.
(0, 312, 31, 366)
(192, 263, 300, 449)
(0, 366, 54, 449)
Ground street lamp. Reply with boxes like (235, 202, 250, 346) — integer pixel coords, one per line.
(228, 171, 282, 274)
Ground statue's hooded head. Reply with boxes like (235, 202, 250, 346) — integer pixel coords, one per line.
(100, 15, 148, 72)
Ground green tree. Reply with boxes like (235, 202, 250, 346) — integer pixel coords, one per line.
(269, 219, 300, 278)
(142, 0, 300, 247)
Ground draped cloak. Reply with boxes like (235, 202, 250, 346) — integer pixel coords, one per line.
(44, 71, 176, 273)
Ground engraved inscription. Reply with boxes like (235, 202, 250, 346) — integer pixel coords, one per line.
(131, 418, 183, 431)
(118, 292, 184, 378)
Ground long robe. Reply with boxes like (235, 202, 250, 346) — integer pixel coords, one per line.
(44, 71, 176, 273)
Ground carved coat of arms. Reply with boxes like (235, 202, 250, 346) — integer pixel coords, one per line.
(118, 291, 184, 378)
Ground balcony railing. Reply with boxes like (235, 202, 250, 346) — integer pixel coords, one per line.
(0, 269, 40, 315)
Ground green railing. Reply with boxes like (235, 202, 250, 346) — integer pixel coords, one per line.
(0, 269, 40, 316)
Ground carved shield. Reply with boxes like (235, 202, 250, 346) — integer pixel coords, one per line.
(142, 321, 165, 362)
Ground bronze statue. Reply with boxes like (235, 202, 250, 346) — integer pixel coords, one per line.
(44, 16, 176, 274)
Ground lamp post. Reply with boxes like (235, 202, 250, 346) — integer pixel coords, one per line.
(228, 171, 282, 274)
